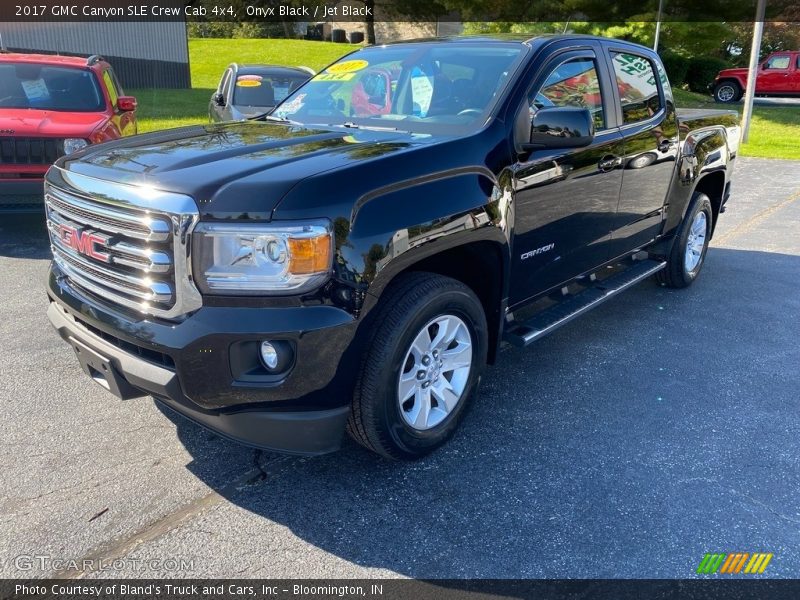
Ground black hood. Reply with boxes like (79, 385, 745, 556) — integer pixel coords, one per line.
(58, 121, 423, 219)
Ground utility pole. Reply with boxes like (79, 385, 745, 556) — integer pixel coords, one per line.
(653, 0, 664, 51)
(741, 0, 767, 143)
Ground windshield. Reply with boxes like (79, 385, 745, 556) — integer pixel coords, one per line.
(0, 63, 104, 112)
(273, 43, 526, 134)
(233, 72, 309, 108)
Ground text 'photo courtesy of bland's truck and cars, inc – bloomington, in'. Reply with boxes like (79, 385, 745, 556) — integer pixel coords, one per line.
(1, 0, 800, 598)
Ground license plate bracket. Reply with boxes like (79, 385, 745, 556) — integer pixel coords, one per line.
(68, 337, 143, 400)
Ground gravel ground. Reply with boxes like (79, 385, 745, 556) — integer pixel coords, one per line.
(1, 156, 799, 579)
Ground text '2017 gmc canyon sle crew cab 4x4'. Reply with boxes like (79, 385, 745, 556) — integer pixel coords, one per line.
(45, 36, 738, 460)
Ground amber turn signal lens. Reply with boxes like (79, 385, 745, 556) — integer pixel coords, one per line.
(287, 234, 331, 274)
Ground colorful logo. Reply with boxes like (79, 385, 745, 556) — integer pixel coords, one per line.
(697, 553, 773, 574)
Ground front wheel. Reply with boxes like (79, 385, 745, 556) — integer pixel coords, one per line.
(713, 81, 742, 103)
(347, 272, 488, 460)
(657, 193, 713, 288)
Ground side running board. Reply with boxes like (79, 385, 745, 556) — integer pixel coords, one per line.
(503, 259, 666, 348)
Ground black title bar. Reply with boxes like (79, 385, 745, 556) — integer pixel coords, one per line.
(4, 579, 800, 600)
(0, 0, 798, 22)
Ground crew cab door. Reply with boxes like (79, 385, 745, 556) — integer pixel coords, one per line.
(757, 54, 793, 93)
(605, 49, 678, 256)
(509, 48, 624, 306)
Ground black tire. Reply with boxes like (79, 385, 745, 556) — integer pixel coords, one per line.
(347, 272, 488, 460)
(657, 193, 714, 288)
(713, 81, 742, 103)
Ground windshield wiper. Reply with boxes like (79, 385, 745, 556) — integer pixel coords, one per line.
(251, 113, 298, 124)
(338, 121, 400, 132)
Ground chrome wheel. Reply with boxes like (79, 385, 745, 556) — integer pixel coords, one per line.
(684, 211, 708, 273)
(397, 314, 473, 431)
(716, 84, 736, 102)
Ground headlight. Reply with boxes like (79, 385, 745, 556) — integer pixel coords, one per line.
(193, 221, 333, 295)
(63, 138, 89, 155)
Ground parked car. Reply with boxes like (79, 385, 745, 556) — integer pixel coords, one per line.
(208, 64, 313, 122)
(44, 36, 738, 460)
(0, 53, 137, 211)
(712, 50, 800, 102)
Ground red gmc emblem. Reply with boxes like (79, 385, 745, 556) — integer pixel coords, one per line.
(58, 224, 112, 263)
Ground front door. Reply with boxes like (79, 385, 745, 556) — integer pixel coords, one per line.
(757, 54, 793, 94)
(510, 50, 624, 306)
(607, 50, 678, 256)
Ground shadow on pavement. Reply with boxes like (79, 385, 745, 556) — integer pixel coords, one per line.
(0, 212, 50, 259)
(156, 246, 800, 578)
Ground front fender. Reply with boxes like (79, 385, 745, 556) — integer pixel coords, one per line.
(344, 167, 512, 302)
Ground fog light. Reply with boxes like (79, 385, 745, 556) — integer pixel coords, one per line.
(260, 341, 279, 370)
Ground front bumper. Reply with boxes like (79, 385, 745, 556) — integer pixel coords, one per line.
(47, 267, 359, 455)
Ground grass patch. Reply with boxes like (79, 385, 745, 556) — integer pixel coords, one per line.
(132, 38, 353, 133)
(130, 39, 799, 159)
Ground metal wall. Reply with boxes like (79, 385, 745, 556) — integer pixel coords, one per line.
(0, 22, 190, 88)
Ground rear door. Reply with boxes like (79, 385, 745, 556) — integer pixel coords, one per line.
(757, 54, 793, 94)
(605, 47, 679, 257)
(510, 46, 624, 306)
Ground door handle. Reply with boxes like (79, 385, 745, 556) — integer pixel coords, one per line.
(598, 155, 622, 172)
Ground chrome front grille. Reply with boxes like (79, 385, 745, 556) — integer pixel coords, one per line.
(45, 166, 202, 320)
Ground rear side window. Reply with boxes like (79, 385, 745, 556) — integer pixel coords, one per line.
(611, 53, 662, 124)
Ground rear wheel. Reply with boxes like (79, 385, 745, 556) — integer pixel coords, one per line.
(657, 193, 713, 288)
(347, 272, 488, 460)
(713, 81, 742, 103)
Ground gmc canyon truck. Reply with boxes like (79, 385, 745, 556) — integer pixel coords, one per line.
(45, 36, 738, 460)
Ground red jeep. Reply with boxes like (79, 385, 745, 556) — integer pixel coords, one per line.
(0, 53, 137, 211)
(713, 51, 800, 103)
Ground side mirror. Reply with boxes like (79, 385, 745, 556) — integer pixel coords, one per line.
(117, 96, 137, 112)
(213, 92, 226, 107)
(526, 106, 594, 150)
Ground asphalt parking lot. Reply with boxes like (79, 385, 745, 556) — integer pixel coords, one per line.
(1, 156, 799, 580)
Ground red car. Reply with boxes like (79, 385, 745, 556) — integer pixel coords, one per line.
(0, 52, 137, 211)
(713, 51, 800, 103)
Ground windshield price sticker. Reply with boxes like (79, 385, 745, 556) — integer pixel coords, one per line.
(314, 73, 356, 82)
(326, 60, 369, 74)
(236, 75, 263, 88)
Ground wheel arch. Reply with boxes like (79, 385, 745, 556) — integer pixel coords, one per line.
(693, 171, 726, 236)
(365, 236, 510, 365)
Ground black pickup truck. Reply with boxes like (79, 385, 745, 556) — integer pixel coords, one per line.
(45, 36, 738, 459)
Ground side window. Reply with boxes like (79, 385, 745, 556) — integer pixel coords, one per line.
(102, 71, 118, 107)
(611, 52, 663, 124)
(530, 57, 605, 130)
(109, 68, 125, 96)
(764, 55, 790, 70)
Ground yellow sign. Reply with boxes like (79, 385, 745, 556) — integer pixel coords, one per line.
(314, 73, 356, 82)
(236, 80, 261, 87)
(327, 59, 369, 74)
